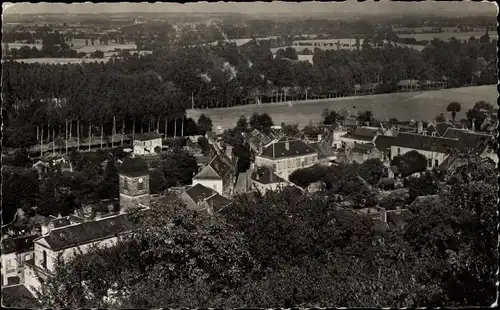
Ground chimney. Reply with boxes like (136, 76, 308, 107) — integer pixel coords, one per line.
(395, 206, 401, 215)
(94, 212, 103, 220)
(379, 207, 387, 223)
(57, 213, 62, 218)
(73, 209, 79, 216)
(285, 139, 290, 151)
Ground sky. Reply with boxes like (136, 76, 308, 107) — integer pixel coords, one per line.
(2, 1, 498, 16)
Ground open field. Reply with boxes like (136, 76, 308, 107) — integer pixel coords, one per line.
(398, 31, 497, 42)
(187, 85, 497, 129)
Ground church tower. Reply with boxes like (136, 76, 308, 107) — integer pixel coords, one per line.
(118, 158, 150, 213)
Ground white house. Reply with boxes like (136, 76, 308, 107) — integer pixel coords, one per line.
(251, 166, 289, 194)
(192, 155, 235, 196)
(255, 137, 318, 181)
(132, 133, 163, 156)
(23, 214, 137, 297)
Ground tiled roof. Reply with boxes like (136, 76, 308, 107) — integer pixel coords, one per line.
(374, 135, 398, 151)
(309, 140, 336, 159)
(194, 155, 234, 183)
(390, 133, 460, 154)
(203, 194, 232, 213)
(38, 214, 137, 251)
(442, 128, 492, 153)
(341, 127, 379, 141)
(351, 143, 376, 154)
(184, 183, 217, 204)
(2, 235, 38, 255)
(133, 132, 163, 141)
(260, 138, 317, 159)
(251, 166, 285, 184)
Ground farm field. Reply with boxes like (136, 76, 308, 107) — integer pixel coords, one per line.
(398, 31, 497, 42)
(9, 58, 109, 64)
(187, 85, 497, 130)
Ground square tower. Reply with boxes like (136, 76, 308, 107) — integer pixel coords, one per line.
(119, 158, 150, 213)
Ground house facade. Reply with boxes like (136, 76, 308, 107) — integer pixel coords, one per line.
(192, 155, 235, 196)
(23, 214, 136, 297)
(255, 137, 318, 181)
(132, 133, 163, 156)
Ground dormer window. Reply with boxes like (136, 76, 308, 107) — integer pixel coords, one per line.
(431, 132, 436, 137)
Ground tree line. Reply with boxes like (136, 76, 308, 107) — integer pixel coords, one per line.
(2, 33, 496, 151)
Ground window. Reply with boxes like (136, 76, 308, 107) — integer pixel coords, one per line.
(434, 159, 439, 167)
(397, 148, 401, 155)
(296, 158, 300, 167)
(431, 132, 436, 137)
(42, 251, 47, 269)
(124, 179, 129, 191)
(138, 181, 144, 191)
(427, 158, 432, 168)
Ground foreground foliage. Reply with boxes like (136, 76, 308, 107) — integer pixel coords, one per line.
(37, 159, 497, 307)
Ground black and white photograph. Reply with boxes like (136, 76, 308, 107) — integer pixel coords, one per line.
(1, 1, 498, 308)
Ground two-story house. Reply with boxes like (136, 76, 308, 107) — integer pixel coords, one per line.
(192, 155, 235, 196)
(23, 213, 138, 297)
(132, 133, 163, 156)
(254, 137, 318, 181)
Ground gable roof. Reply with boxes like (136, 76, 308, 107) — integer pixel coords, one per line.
(184, 183, 217, 204)
(251, 166, 286, 184)
(202, 194, 232, 213)
(390, 133, 460, 154)
(133, 132, 163, 141)
(260, 137, 317, 159)
(37, 214, 137, 251)
(2, 235, 39, 255)
(426, 122, 454, 136)
(193, 155, 233, 183)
